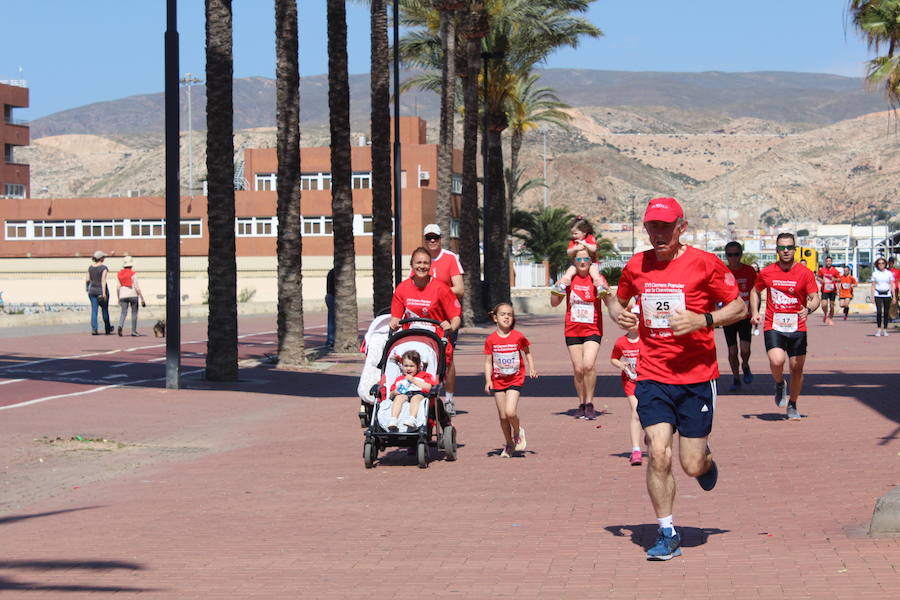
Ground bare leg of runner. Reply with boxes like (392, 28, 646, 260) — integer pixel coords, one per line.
(787, 354, 806, 406)
(580, 341, 601, 415)
(767, 347, 789, 408)
(645, 423, 676, 517)
(567, 344, 587, 413)
(679, 435, 713, 478)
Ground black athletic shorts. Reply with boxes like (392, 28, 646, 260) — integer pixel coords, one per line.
(565, 334, 603, 346)
(722, 317, 752, 346)
(635, 379, 716, 438)
(764, 329, 807, 357)
(821, 291, 836, 301)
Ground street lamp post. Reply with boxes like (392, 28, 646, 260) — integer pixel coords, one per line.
(392, 0, 402, 284)
(179, 73, 202, 198)
(630, 194, 635, 256)
(542, 127, 548, 208)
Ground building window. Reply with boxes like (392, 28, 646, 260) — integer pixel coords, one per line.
(255, 173, 277, 191)
(4, 183, 26, 198)
(236, 217, 277, 237)
(180, 220, 202, 237)
(300, 172, 332, 191)
(130, 219, 165, 238)
(5, 221, 28, 239)
(302, 216, 333, 236)
(362, 214, 373, 233)
(353, 214, 374, 236)
(450, 217, 460, 239)
(82, 220, 125, 238)
(32, 220, 76, 239)
(352, 172, 372, 189)
(451, 174, 462, 194)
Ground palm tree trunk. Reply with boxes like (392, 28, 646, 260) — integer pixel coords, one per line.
(458, 3, 487, 324)
(204, 0, 238, 381)
(327, 0, 359, 352)
(435, 2, 457, 247)
(275, 0, 305, 367)
(370, 0, 393, 314)
(507, 127, 522, 216)
(485, 107, 510, 305)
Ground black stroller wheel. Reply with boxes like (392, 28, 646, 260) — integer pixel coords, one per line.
(416, 441, 428, 468)
(364, 441, 377, 468)
(442, 425, 457, 461)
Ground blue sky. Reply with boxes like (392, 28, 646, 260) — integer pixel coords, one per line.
(2, 0, 874, 119)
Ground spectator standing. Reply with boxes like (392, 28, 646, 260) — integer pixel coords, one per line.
(86, 250, 113, 335)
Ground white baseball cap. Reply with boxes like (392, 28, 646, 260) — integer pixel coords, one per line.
(93, 250, 107, 260)
(423, 224, 441, 237)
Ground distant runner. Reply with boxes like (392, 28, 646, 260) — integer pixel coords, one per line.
(722, 241, 757, 392)
(816, 256, 840, 326)
(750, 233, 820, 421)
(837, 266, 857, 321)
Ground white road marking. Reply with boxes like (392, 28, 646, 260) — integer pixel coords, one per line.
(0, 369, 206, 412)
(110, 362, 132, 369)
(0, 378, 25, 385)
(103, 374, 129, 379)
(57, 370, 89, 376)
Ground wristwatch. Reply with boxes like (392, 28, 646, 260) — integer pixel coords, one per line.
(704, 312, 714, 328)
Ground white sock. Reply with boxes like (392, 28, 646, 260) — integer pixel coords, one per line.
(632, 446, 641, 452)
(657, 515, 674, 531)
(445, 393, 454, 402)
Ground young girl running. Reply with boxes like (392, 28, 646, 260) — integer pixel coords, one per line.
(610, 305, 644, 466)
(483, 302, 538, 457)
(554, 217, 606, 295)
(388, 350, 436, 432)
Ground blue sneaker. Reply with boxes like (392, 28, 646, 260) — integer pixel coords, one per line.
(742, 365, 753, 384)
(697, 459, 718, 491)
(646, 527, 682, 561)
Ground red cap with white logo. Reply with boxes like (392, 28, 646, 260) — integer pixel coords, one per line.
(643, 197, 684, 223)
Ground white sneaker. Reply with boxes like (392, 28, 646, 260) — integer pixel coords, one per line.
(402, 416, 417, 430)
(550, 282, 567, 296)
(443, 398, 456, 416)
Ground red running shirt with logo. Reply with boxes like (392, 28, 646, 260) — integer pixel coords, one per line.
(564, 273, 607, 337)
(484, 329, 530, 390)
(817, 266, 841, 293)
(611, 334, 641, 396)
(754, 262, 819, 333)
(617, 246, 739, 385)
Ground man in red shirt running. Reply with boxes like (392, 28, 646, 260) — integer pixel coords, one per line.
(421, 224, 464, 414)
(750, 233, 820, 421)
(816, 256, 840, 326)
(722, 241, 757, 392)
(611, 197, 746, 561)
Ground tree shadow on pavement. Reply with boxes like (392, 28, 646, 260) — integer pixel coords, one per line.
(605, 524, 730, 550)
(0, 507, 101, 527)
(0, 559, 160, 593)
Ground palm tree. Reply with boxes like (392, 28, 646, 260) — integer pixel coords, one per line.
(504, 74, 570, 213)
(204, 0, 238, 381)
(327, 0, 359, 353)
(849, 0, 900, 106)
(274, 0, 306, 367)
(435, 1, 459, 247)
(370, 0, 393, 313)
(511, 206, 572, 279)
(458, 0, 488, 323)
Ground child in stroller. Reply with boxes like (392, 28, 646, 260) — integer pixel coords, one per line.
(388, 350, 436, 432)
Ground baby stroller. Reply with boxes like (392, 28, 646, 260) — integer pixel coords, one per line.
(361, 317, 458, 469)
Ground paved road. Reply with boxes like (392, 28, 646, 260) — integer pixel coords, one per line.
(0, 310, 897, 598)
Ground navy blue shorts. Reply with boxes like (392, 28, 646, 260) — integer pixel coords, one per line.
(635, 379, 717, 438)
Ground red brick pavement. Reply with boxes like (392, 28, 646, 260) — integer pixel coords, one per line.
(0, 311, 898, 598)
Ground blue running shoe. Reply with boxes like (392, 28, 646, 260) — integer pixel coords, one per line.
(697, 459, 718, 491)
(646, 527, 682, 561)
(728, 378, 740, 392)
(742, 365, 753, 385)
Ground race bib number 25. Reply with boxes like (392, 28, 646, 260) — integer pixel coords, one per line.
(641, 292, 686, 329)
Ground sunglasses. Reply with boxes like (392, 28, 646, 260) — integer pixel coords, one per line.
(424, 235, 441, 241)
(725, 252, 741, 257)
(776, 245, 796, 252)
(574, 257, 591, 263)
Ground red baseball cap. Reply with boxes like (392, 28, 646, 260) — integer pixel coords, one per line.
(643, 197, 684, 223)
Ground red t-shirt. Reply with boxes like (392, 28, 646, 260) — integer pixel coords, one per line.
(617, 246, 739, 385)
(390, 371, 437, 394)
(484, 329, 530, 389)
(564, 273, 606, 337)
(729, 263, 757, 310)
(817, 266, 841, 293)
(408, 249, 464, 288)
(892, 268, 900, 292)
(611, 334, 640, 395)
(754, 262, 819, 333)
(391, 277, 462, 337)
(568, 233, 597, 252)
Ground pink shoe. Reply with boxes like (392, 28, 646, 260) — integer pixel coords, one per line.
(630, 450, 643, 466)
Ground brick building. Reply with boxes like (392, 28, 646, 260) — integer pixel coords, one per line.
(0, 81, 29, 199)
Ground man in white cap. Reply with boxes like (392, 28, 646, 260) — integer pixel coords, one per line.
(422, 224, 464, 414)
(610, 197, 746, 561)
